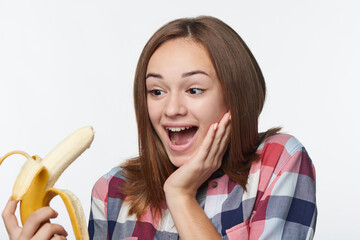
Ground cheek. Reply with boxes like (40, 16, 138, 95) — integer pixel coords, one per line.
(193, 98, 227, 124)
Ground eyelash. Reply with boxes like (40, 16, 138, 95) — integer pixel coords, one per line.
(187, 88, 204, 95)
(147, 87, 205, 96)
(148, 89, 165, 96)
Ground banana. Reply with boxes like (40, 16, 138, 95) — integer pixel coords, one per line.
(0, 126, 94, 240)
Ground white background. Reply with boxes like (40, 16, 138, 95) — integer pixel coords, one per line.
(1, 0, 359, 239)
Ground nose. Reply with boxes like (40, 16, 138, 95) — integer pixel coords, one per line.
(164, 93, 187, 118)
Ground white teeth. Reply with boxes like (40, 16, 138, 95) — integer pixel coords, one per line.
(166, 126, 191, 132)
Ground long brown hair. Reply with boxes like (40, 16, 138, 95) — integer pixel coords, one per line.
(121, 16, 279, 219)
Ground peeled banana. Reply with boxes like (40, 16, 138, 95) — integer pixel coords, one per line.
(0, 126, 94, 240)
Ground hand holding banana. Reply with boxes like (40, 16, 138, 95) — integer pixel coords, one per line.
(0, 126, 94, 240)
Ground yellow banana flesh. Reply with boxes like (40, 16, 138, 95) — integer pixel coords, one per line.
(0, 126, 94, 240)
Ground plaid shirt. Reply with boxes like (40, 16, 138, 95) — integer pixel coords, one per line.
(88, 134, 317, 239)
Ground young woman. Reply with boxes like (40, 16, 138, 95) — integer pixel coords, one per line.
(3, 16, 317, 239)
(88, 16, 317, 239)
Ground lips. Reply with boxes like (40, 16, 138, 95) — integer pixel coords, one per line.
(165, 126, 198, 152)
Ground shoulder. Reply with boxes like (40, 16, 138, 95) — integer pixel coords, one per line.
(257, 133, 304, 155)
(89, 167, 130, 237)
(91, 166, 127, 202)
(253, 133, 315, 186)
(257, 133, 312, 167)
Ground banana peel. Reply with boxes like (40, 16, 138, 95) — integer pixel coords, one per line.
(0, 126, 94, 240)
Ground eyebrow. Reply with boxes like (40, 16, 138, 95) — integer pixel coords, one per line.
(145, 70, 209, 80)
(145, 73, 163, 79)
(182, 70, 209, 78)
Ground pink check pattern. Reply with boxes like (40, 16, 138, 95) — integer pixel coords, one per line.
(89, 134, 317, 239)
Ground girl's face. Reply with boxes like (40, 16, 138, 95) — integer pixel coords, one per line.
(146, 38, 228, 167)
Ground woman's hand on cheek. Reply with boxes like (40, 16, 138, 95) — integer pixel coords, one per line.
(2, 199, 68, 240)
(164, 112, 231, 199)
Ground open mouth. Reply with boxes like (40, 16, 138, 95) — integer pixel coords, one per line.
(166, 126, 198, 145)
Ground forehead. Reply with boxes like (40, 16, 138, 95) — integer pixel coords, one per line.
(146, 38, 216, 77)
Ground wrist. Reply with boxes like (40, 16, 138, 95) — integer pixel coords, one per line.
(165, 191, 196, 207)
(163, 181, 198, 199)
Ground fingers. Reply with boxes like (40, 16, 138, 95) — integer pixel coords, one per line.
(50, 235, 67, 240)
(206, 112, 231, 167)
(2, 200, 67, 239)
(214, 119, 231, 161)
(195, 122, 218, 163)
(20, 206, 65, 239)
(33, 222, 68, 239)
(2, 199, 21, 237)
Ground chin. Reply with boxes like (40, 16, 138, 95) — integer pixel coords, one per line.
(168, 155, 191, 168)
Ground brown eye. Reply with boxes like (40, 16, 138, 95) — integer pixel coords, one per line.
(187, 88, 204, 95)
(149, 89, 164, 96)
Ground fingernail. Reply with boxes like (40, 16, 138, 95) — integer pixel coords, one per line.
(213, 123, 218, 130)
